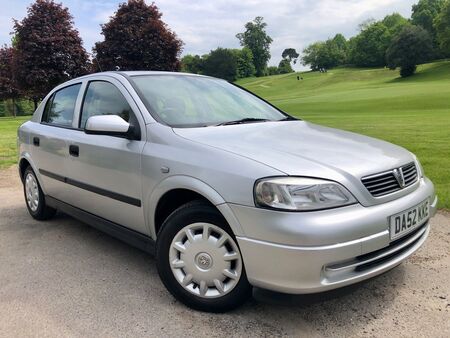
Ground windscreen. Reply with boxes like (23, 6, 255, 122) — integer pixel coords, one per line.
(130, 75, 287, 127)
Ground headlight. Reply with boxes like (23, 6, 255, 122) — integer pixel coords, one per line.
(414, 156, 424, 178)
(254, 177, 357, 211)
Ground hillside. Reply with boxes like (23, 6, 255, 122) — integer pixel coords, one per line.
(237, 61, 450, 209)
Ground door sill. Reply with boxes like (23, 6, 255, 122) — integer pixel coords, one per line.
(45, 195, 156, 255)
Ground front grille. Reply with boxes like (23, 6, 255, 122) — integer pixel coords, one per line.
(361, 162, 418, 197)
(402, 162, 418, 186)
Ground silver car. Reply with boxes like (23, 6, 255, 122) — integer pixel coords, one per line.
(18, 71, 437, 312)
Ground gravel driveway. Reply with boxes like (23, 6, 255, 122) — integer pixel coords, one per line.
(0, 166, 449, 337)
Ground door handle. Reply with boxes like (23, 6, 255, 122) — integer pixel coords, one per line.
(69, 145, 79, 157)
(33, 137, 40, 147)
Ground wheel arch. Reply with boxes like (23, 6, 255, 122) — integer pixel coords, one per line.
(146, 175, 244, 239)
(18, 154, 46, 194)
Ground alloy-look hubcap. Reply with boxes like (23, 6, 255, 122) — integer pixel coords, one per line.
(169, 222, 242, 298)
(25, 173, 39, 212)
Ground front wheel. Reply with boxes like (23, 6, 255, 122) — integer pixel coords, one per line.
(156, 200, 252, 312)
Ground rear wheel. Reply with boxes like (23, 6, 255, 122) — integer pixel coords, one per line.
(156, 200, 252, 312)
(23, 166, 56, 220)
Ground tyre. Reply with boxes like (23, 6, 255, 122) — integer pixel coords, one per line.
(23, 166, 56, 220)
(156, 200, 252, 312)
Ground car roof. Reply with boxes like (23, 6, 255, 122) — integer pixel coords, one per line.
(76, 71, 212, 81)
(53, 71, 218, 92)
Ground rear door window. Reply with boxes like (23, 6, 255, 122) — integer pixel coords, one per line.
(42, 84, 81, 127)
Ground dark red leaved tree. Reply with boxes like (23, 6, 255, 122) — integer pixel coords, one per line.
(93, 0, 183, 71)
(0, 46, 20, 117)
(13, 0, 90, 108)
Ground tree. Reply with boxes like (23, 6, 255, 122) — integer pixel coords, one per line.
(202, 48, 237, 81)
(94, 0, 183, 72)
(382, 13, 410, 36)
(0, 46, 20, 117)
(236, 17, 273, 77)
(181, 54, 204, 74)
(182, 48, 254, 79)
(434, 0, 450, 55)
(412, 0, 445, 40)
(13, 0, 89, 108)
(328, 34, 348, 65)
(348, 22, 391, 67)
(277, 59, 294, 74)
(301, 42, 327, 70)
(302, 36, 347, 71)
(358, 18, 376, 31)
(281, 48, 299, 64)
(266, 66, 279, 75)
(234, 48, 255, 78)
(386, 25, 433, 77)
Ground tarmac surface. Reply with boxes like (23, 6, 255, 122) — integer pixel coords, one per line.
(1, 165, 449, 337)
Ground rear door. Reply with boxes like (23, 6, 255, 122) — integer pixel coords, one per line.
(61, 77, 148, 234)
(31, 83, 82, 202)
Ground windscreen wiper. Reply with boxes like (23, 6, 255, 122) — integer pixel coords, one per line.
(278, 116, 298, 121)
(215, 118, 271, 126)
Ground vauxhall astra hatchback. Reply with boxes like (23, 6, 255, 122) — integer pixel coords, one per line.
(18, 71, 437, 312)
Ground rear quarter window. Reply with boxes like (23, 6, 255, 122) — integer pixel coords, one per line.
(42, 83, 81, 127)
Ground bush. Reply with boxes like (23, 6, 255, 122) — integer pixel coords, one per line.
(400, 65, 417, 77)
(386, 25, 433, 77)
(202, 48, 238, 81)
(278, 59, 294, 74)
(266, 66, 279, 75)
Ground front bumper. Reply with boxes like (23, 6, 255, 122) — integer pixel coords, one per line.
(230, 177, 437, 294)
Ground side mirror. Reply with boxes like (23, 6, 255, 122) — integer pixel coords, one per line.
(85, 115, 135, 139)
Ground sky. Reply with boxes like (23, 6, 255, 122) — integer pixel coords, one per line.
(0, 0, 417, 70)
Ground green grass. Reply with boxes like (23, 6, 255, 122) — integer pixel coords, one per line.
(237, 61, 450, 209)
(0, 116, 29, 169)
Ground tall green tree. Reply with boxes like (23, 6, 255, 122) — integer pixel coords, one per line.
(233, 48, 255, 78)
(328, 34, 348, 65)
(386, 25, 433, 77)
(0, 46, 20, 117)
(202, 48, 237, 81)
(94, 0, 183, 71)
(302, 35, 348, 71)
(236, 17, 273, 77)
(301, 42, 328, 70)
(412, 0, 445, 40)
(434, 0, 450, 55)
(348, 22, 391, 67)
(181, 54, 204, 74)
(382, 13, 410, 36)
(13, 0, 89, 108)
(281, 48, 299, 64)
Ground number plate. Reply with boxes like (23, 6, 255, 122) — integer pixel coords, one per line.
(389, 199, 429, 240)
